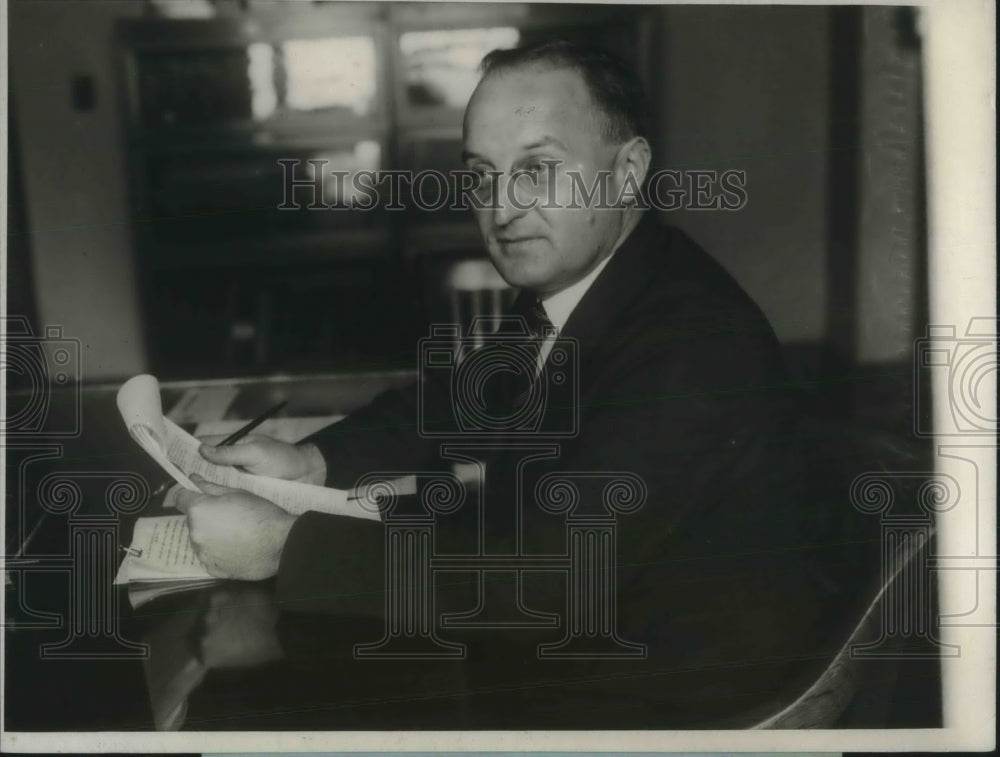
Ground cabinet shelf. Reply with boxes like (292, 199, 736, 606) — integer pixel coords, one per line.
(145, 227, 394, 271)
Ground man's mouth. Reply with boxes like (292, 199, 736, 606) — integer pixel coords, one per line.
(496, 235, 543, 245)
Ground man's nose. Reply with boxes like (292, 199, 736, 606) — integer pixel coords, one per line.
(493, 174, 531, 226)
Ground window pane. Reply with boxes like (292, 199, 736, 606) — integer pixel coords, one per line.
(399, 27, 520, 110)
(247, 42, 277, 120)
(282, 36, 377, 115)
(305, 140, 382, 206)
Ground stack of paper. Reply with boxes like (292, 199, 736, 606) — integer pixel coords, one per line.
(114, 515, 214, 584)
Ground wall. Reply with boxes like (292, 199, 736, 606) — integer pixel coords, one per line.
(9, 0, 147, 381)
(653, 5, 831, 346)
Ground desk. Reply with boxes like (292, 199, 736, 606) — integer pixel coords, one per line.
(4, 374, 941, 732)
(5, 372, 440, 731)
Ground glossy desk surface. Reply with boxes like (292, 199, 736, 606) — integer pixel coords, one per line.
(4, 373, 940, 732)
(6, 372, 466, 732)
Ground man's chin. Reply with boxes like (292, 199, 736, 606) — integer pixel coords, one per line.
(489, 251, 553, 290)
(491, 265, 551, 292)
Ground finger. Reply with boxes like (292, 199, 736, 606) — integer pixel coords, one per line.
(194, 551, 228, 579)
(205, 563, 230, 579)
(199, 438, 265, 468)
(195, 434, 232, 446)
(198, 433, 267, 446)
(163, 483, 185, 509)
(173, 487, 202, 514)
(189, 474, 234, 497)
(187, 536, 220, 577)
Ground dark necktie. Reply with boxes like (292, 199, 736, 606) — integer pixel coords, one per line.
(465, 293, 554, 429)
(523, 296, 554, 371)
(505, 294, 554, 417)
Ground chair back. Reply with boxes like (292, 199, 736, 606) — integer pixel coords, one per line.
(753, 531, 932, 728)
(752, 417, 935, 728)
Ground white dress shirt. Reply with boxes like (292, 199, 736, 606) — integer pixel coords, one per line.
(535, 251, 616, 372)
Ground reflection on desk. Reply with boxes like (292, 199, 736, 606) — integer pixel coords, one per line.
(142, 583, 284, 730)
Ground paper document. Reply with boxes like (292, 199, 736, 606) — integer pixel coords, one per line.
(164, 416, 384, 517)
(118, 374, 200, 492)
(114, 516, 213, 585)
(118, 375, 393, 519)
(194, 415, 344, 444)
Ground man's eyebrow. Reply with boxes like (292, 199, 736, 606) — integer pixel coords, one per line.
(523, 136, 569, 152)
(461, 136, 569, 164)
(461, 149, 488, 164)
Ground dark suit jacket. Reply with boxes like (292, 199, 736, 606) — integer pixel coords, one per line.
(275, 214, 843, 725)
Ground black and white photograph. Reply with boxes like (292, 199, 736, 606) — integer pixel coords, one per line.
(1, 0, 994, 751)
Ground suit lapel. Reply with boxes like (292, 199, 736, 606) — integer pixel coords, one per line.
(491, 214, 660, 438)
(558, 213, 659, 366)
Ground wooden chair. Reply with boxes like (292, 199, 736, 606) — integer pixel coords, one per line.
(753, 533, 932, 728)
(751, 418, 937, 728)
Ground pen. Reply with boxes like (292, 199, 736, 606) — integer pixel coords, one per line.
(217, 400, 288, 447)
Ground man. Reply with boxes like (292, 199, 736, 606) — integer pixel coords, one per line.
(174, 42, 840, 724)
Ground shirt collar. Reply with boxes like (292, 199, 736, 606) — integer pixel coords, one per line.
(540, 251, 616, 332)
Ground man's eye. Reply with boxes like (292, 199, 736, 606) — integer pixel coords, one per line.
(522, 160, 557, 179)
(468, 170, 496, 198)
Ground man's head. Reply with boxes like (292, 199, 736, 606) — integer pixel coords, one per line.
(462, 41, 652, 297)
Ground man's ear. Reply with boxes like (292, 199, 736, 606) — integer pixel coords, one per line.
(612, 136, 651, 207)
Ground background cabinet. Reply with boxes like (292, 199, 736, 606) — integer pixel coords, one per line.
(119, 3, 651, 378)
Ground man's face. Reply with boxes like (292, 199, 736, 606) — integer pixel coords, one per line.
(462, 65, 624, 297)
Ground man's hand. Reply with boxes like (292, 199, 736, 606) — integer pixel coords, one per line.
(172, 475, 297, 581)
(197, 434, 327, 485)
